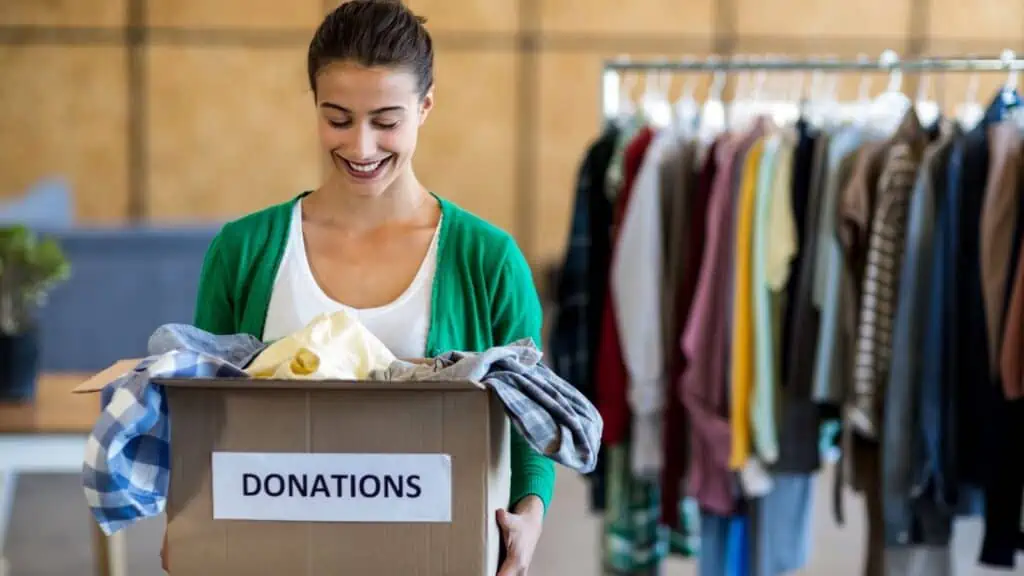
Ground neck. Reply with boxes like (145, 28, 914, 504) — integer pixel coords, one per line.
(311, 171, 429, 230)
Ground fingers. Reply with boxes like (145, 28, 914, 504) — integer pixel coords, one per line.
(496, 509, 510, 545)
(495, 508, 511, 528)
(496, 510, 526, 575)
(497, 508, 522, 542)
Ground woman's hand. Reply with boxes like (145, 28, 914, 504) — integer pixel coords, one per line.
(496, 495, 545, 575)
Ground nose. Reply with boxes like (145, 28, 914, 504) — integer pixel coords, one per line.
(349, 125, 377, 159)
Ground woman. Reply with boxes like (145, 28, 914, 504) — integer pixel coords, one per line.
(182, 0, 554, 573)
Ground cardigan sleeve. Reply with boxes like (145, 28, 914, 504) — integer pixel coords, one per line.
(193, 231, 236, 335)
(490, 239, 557, 514)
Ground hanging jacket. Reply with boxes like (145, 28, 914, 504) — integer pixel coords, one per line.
(549, 124, 619, 401)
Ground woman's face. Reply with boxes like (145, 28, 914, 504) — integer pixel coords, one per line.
(314, 60, 433, 197)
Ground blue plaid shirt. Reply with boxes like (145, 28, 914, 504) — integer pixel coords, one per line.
(82, 324, 265, 535)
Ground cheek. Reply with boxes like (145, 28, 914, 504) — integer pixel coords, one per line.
(317, 122, 343, 150)
(382, 124, 419, 155)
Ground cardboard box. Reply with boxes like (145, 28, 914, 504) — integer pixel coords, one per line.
(74, 360, 511, 575)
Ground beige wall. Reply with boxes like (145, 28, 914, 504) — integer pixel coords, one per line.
(1, 0, 1023, 267)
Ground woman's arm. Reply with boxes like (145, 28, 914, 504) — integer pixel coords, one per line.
(490, 240, 557, 515)
(193, 232, 236, 335)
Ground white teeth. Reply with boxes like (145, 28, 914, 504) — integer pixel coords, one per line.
(346, 158, 387, 173)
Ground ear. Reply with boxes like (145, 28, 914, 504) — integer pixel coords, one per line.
(419, 85, 435, 125)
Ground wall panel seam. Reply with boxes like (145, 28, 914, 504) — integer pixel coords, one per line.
(126, 0, 148, 222)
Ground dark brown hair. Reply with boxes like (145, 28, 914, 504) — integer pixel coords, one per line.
(307, 0, 434, 98)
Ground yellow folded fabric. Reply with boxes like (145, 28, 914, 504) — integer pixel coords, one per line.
(245, 310, 397, 380)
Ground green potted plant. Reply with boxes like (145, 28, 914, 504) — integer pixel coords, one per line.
(0, 224, 70, 401)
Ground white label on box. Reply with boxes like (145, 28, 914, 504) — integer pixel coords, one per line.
(211, 452, 452, 523)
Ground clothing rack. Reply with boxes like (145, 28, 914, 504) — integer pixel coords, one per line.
(600, 50, 1024, 121)
(552, 47, 1024, 576)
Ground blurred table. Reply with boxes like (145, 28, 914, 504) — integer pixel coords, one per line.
(0, 373, 127, 576)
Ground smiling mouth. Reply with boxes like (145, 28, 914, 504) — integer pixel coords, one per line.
(338, 155, 393, 180)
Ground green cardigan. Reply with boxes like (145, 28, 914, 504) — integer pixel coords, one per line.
(192, 191, 555, 511)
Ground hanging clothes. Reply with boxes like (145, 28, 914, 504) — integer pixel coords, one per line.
(549, 123, 619, 510)
(659, 137, 706, 532)
(551, 67, 1024, 576)
(882, 124, 959, 548)
(662, 141, 717, 534)
(612, 126, 679, 477)
(775, 119, 828, 476)
(812, 124, 886, 406)
(750, 134, 786, 467)
(596, 126, 654, 448)
(550, 124, 619, 407)
(848, 114, 930, 439)
(972, 94, 1024, 569)
(728, 137, 766, 471)
(979, 123, 1022, 372)
(598, 124, 702, 575)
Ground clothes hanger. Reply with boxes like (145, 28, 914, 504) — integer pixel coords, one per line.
(770, 59, 802, 128)
(1000, 49, 1020, 105)
(852, 66, 873, 127)
(639, 65, 673, 129)
(697, 58, 727, 142)
(618, 70, 637, 121)
(996, 49, 1024, 129)
(915, 73, 940, 127)
(756, 53, 792, 128)
(954, 72, 983, 130)
(867, 49, 912, 134)
(728, 55, 753, 131)
(804, 63, 826, 128)
(766, 64, 794, 128)
(819, 57, 843, 129)
(660, 68, 676, 127)
(725, 56, 743, 130)
(783, 68, 805, 127)
(748, 54, 778, 127)
(748, 56, 770, 126)
(838, 53, 872, 126)
(673, 55, 700, 136)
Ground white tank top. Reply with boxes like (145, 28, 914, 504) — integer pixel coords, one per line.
(262, 199, 440, 359)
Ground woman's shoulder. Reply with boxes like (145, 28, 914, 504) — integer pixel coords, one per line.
(436, 195, 537, 303)
(438, 194, 521, 260)
(210, 192, 304, 255)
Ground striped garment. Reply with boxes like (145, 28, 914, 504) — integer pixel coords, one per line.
(849, 141, 923, 439)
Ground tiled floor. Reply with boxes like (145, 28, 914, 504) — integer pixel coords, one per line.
(5, 467, 1020, 575)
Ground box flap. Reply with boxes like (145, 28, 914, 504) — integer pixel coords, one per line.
(72, 359, 143, 394)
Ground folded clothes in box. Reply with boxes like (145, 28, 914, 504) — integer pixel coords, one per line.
(79, 311, 603, 535)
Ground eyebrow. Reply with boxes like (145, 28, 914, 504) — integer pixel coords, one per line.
(319, 102, 406, 114)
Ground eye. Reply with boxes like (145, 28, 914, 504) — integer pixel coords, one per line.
(373, 120, 400, 130)
(327, 118, 351, 129)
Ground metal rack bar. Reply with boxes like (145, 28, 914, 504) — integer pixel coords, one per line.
(603, 55, 1024, 73)
(600, 51, 1024, 122)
